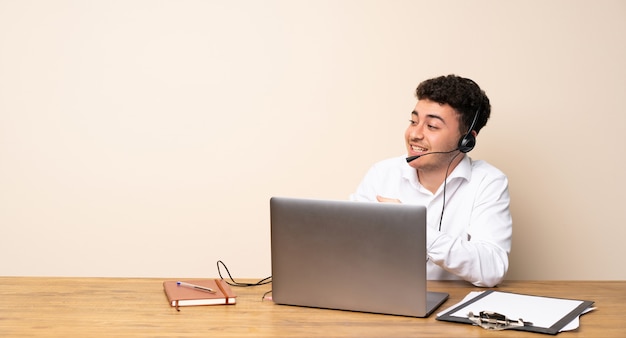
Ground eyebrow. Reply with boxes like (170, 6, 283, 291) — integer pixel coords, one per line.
(411, 110, 446, 124)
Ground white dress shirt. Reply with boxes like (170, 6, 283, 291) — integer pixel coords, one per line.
(350, 155, 512, 287)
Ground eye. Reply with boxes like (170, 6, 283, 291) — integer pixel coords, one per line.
(408, 119, 417, 126)
(427, 124, 439, 130)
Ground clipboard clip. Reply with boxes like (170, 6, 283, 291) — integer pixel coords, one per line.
(468, 311, 531, 331)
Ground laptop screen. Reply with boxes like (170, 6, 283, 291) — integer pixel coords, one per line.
(270, 197, 448, 317)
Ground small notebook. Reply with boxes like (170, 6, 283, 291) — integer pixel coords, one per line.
(163, 279, 236, 310)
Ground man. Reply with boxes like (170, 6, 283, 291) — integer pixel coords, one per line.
(350, 75, 512, 287)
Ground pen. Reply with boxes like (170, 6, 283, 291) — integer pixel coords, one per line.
(176, 281, 216, 293)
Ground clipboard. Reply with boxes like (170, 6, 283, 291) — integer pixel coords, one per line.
(436, 290, 594, 335)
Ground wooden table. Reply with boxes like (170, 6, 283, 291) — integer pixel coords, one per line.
(0, 277, 624, 337)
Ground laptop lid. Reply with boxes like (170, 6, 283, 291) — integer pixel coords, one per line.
(270, 197, 448, 317)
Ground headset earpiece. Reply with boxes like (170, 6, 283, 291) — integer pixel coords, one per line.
(458, 132, 476, 153)
(458, 107, 480, 153)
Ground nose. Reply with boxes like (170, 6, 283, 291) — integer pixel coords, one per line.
(408, 123, 424, 141)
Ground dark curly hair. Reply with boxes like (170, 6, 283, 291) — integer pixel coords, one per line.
(415, 75, 491, 135)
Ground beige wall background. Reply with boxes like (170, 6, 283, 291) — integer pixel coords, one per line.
(1, 0, 624, 280)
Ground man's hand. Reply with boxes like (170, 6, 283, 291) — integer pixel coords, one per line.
(376, 195, 401, 204)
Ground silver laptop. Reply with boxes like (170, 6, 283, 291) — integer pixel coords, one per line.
(270, 197, 448, 317)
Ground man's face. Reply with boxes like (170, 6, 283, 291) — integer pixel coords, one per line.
(405, 99, 463, 170)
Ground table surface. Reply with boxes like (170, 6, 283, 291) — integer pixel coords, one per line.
(0, 277, 624, 337)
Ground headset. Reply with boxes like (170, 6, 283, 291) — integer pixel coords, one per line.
(458, 106, 480, 153)
(458, 77, 484, 154)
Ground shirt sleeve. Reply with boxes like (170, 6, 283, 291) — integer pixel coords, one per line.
(427, 175, 512, 287)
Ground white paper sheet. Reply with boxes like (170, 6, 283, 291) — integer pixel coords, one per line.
(438, 291, 594, 332)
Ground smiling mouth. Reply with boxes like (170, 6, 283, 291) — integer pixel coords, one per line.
(411, 145, 427, 152)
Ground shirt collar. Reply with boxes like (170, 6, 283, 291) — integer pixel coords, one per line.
(450, 155, 472, 181)
(402, 154, 472, 189)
